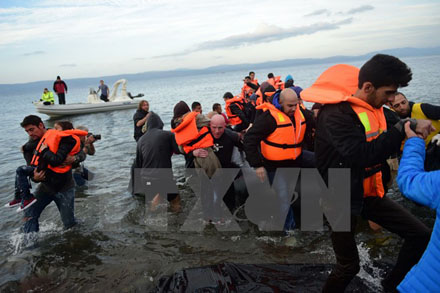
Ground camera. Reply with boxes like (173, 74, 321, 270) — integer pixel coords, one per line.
(87, 133, 101, 140)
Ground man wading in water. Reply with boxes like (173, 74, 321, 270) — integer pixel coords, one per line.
(302, 54, 434, 292)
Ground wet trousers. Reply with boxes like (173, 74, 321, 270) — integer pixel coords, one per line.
(323, 195, 431, 292)
(22, 187, 76, 233)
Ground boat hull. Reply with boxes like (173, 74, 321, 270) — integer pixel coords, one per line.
(35, 99, 141, 118)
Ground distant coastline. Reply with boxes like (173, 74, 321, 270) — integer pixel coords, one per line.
(1, 46, 439, 93)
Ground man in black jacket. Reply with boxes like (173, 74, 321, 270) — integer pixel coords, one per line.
(132, 112, 181, 211)
(244, 88, 312, 231)
(20, 115, 79, 233)
(314, 55, 433, 292)
(133, 100, 150, 142)
(223, 92, 254, 133)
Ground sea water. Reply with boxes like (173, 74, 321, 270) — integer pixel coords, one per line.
(0, 55, 439, 291)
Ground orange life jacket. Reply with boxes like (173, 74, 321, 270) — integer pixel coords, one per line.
(241, 83, 253, 98)
(250, 79, 259, 86)
(301, 64, 386, 198)
(171, 111, 214, 153)
(256, 88, 276, 106)
(225, 96, 245, 125)
(256, 102, 306, 161)
(30, 129, 88, 173)
(350, 100, 387, 198)
(268, 76, 284, 90)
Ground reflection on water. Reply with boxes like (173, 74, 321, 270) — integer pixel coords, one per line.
(0, 55, 439, 291)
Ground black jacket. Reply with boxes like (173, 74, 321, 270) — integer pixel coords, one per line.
(133, 109, 149, 141)
(134, 112, 180, 173)
(229, 103, 250, 132)
(38, 136, 77, 193)
(315, 102, 405, 214)
(244, 107, 311, 171)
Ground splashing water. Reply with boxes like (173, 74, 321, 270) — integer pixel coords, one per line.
(357, 243, 385, 290)
(9, 222, 62, 255)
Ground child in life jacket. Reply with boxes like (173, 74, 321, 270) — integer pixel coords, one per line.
(5, 121, 86, 212)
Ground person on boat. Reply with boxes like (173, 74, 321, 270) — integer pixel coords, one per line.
(191, 101, 202, 114)
(40, 88, 55, 105)
(53, 76, 68, 105)
(254, 82, 276, 106)
(16, 116, 87, 233)
(224, 92, 253, 133)
(396, 122, 440, 293)
(284, 75, 303, 96)
(301, 55, 433, 292)
(244, 88, 311, 232)
(389, 92, 440, 145)
(133, 100, 150, 142)
(249, 71, 259, 87)
(267, 73, 284, 90)
(241, 76, 259, 101)
(208, 103, 228, 125)
(97, 80, 110, 102)
(132, 112, 181, 212)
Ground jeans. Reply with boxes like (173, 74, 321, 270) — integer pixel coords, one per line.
(323, 196, 430, 292)
(268, 170, 296, 231)
(301, 150, 316, 168)
(22, 187, 76, 233)
(15, 165, 35, 200)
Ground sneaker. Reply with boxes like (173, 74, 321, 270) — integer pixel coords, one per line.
(4, 198, 21, 208)
(16, 197, 37, 212)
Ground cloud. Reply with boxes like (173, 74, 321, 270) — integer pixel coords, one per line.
(59, 63, 77, 67)
(305, 9, 331, 17)
(344, 5, 374, 15)
(154, 18, 353, 58)
(22, 50, 45, 56)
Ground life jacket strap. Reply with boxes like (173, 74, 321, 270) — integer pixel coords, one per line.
(187, 130, 210, 147)
(364, 164, 382, 178)
(262, 139, 302, 149)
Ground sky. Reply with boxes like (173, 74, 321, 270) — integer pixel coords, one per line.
(1, 0, 439, 84)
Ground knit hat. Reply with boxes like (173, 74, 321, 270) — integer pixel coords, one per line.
(285, 74, 293, 83)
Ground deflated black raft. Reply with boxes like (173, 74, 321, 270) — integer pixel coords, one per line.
(154, 262, 377, 292)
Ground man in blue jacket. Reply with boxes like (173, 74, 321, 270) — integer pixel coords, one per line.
(397, 122, 440, 292)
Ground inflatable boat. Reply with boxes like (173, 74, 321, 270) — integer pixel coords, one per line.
(34, 79, 144, 118)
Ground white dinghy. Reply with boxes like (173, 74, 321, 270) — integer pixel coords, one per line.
(34, 79, 144, 118)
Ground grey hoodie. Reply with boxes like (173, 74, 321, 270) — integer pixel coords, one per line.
(135, 112, 179, 170)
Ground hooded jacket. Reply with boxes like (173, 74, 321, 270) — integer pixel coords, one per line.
(134, 112, 180, 181)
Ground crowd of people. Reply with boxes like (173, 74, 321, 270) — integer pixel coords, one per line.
(131, 54, 440, 292)
(6, 53, 440, 292)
